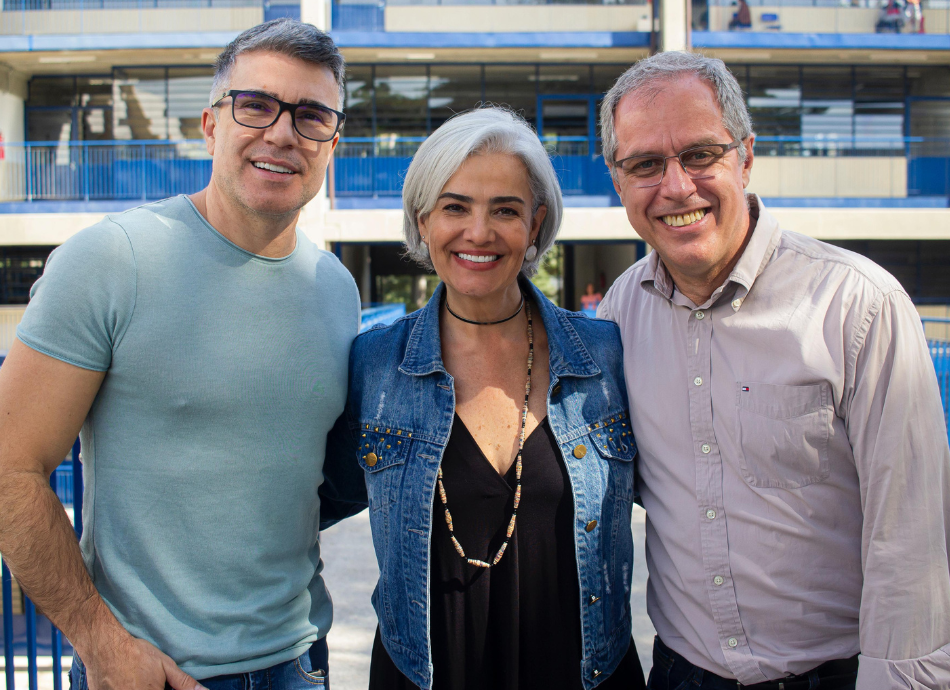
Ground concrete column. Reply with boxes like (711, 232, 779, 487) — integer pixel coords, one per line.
(300, 0, 330, 31)
(0, 63, 27, 203)
(660, 0, 689, 52)
(0, 64, 26, 145)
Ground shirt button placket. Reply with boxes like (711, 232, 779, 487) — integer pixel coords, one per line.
(688, 304, 747, 678)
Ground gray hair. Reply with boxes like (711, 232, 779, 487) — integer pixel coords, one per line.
(600, 51, 754, 169)
(210, 18, 345, 109)
(402, 107, 563, 278)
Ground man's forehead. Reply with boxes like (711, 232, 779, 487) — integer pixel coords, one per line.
(230, 51, 338, 97)
(613, 76, 729, 157)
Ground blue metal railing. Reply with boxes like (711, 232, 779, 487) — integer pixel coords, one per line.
(2, 0, 260, 8)
(1, 440, 79, 690)
(360, 303, 407, 331)
(923, 318, 950, 435)
(2, 136, 948, 203)
(332, 2, 384, 30)
(0, 140, 212, 203)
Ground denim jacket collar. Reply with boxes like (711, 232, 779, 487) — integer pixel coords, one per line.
(399, 277, 601, 380)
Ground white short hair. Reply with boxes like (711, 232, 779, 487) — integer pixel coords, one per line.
(402, 107, 563, 278)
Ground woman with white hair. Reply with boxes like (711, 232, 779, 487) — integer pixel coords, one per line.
(321, 106, 645, 690)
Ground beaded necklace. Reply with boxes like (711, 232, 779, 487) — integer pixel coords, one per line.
(437, 300, 534, 569)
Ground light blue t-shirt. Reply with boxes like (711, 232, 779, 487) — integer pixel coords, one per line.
(17, 195, 360, 679)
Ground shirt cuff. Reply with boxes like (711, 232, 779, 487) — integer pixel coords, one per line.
(857, 643, 950, 690)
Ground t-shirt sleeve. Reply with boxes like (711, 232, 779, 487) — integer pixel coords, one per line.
(17, 217, 136, 372)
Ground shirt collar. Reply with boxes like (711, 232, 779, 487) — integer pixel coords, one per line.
(399, 277, 600, 379)
(639, 193, 783, 306)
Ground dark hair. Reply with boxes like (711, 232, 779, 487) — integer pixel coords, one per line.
(211, 18, 345, 109)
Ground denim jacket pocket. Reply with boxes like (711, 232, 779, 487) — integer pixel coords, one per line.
(356, 422, 411, 510)
(735, 381, 832, 490)
(588, 412, 637, 500)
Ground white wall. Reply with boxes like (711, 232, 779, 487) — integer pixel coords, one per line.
(384, 5, 652, 33)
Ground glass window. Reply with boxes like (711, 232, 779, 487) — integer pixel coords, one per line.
(76, 77, 113, 109)
(28, 77, 76, 107)
(592, 65, 625, 151)
(908, 67, 950, 97)
(909, 100, 950, 140)
(26, 109, 73, 142)
(428, 65, 482, 131)
(854, 68, 904, 151)
(344, 65, 374, 139)
(81, 108, 113, 141)
(801, 67, 853, 153)
(537, 64, 590, 96)
(484, 65, 536, 126)
(748, 66, 801, 153)
(593, 65, 624, 96)
(167, 68, 213, 140)
(374, 65, 428, 139)
(113, 68, 168, 140)
(725, 63, 748, 96)
(801, 66, 851, 101)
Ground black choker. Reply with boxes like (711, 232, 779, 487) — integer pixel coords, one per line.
(445, 293, 525, 325)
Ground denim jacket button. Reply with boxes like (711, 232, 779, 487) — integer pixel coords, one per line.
(588, 594, 601, 604)
(366, 452, 378, 467)
(552, 384, 562, 396)
(585, 520, 598, 532)
(592, 669, 602, 678)
(573, 444, 587, 459)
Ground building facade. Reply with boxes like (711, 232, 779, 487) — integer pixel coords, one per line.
(0, 0, 948, 313)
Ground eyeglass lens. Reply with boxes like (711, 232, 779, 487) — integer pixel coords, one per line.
(232, 92, 339, 141)
(619, 145, 731, 188)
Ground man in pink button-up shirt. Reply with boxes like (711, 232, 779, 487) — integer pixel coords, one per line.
(597, 51, 950, 690)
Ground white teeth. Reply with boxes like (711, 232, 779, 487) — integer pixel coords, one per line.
(662, 209, 707, 227)
(457, 253, 499, 263)
(253, 161, 294, 174)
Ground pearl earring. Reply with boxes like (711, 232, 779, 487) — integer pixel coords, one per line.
(420, 236, 429, 259)
(524, 245, 538, 262)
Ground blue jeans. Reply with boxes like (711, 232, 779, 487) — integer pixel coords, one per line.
(646, 637, 856, 690)
(70, 639, 329, 690)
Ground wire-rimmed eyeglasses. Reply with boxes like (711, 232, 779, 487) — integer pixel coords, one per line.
(611, 140, 742, 188)
(212, 90, 345, 143)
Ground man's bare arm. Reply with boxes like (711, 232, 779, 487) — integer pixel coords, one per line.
(0, 339, 203, 690)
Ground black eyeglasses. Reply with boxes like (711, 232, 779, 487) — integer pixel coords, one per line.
(612, 140, 742, 188)
(212, 90, 345, 142)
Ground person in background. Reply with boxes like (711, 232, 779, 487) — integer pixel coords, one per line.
(320, 107, 645, 690)
(728, 0, 752, 30)
(580, 282, 603, 313)
(0, 19, 358, 690)
(598, 50, 950, 690)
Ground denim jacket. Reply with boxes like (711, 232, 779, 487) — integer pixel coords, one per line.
(320, 279, 637, 690)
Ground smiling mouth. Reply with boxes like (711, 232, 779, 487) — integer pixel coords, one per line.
(252, 161, 295, 174)
(456, 253, 500, 264)
(662, 209, 708, 227)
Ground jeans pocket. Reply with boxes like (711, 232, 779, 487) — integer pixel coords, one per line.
(292, 658, 328, 688)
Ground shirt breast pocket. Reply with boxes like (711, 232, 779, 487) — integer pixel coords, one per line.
(356, 423, 411, 510)
(735, 382, 832, 490)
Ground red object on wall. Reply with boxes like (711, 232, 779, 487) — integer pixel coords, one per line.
(0, 132, 5, 161)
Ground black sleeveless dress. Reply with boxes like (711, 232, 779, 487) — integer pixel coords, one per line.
(368, 415, 645, 690)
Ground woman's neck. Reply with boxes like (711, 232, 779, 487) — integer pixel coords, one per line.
(441, 282, 527, 340)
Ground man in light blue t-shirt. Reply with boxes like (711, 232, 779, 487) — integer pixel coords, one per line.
(0, 19, 362, 690)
